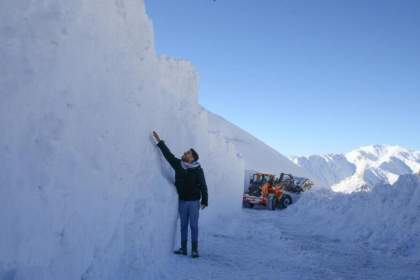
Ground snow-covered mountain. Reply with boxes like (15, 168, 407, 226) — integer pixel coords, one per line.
(292, 145, 420, 193)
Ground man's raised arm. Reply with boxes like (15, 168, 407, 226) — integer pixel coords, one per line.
(153, 131, 181, 170)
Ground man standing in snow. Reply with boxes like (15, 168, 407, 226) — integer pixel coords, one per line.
(152, 131, 208, 258)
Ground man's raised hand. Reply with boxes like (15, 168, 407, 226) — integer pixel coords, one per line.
(152, 131, 161, 143)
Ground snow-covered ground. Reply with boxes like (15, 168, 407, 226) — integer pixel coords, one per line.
(1, 0, 420, 279)
(292, 145, 420, 192)
(163, 174, 420, 280)
(288, 174, 420, 260)
(162, 175, 420, 280)
(165, 215, 420, 280)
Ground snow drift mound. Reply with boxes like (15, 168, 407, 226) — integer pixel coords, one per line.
(292, 145, 420, 192)
(0, 1, 307, 279)
(285, 174, 420, 261)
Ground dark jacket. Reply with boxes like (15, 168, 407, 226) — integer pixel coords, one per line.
(157, 140, 208, 206)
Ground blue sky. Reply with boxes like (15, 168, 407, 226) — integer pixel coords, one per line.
(145, 0, 420, 156)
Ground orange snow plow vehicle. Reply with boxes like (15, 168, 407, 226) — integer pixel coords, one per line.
(242, 171, 313, 210)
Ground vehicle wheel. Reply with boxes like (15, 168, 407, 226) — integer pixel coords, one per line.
(279, 195, 292, 209)
(243, 201, 254, 208)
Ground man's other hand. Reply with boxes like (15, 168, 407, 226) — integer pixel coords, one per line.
(201, 204, 207, 210)
(152, 131, 161, 143)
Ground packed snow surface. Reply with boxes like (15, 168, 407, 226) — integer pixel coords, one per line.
(292, 145, 420, 192)
(1, 1, 419, 279)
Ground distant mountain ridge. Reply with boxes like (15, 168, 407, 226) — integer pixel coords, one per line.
(291, 145, 420, 193)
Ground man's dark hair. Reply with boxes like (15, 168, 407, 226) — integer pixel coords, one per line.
(190, 148, 199, 162)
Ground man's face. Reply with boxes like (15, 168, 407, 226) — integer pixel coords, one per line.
(181, 150, 194, 163)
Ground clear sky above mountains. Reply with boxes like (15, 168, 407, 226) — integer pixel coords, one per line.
(145, 0, 420, 155)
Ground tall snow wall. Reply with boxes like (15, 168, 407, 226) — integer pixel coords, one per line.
(0, 1, 244, 279)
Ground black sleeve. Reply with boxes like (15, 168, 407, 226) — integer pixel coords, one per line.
(198, 168, 208, 206)
(156, 140, 181, 170)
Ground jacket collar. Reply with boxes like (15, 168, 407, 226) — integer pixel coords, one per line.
(181, 160, 201, 170)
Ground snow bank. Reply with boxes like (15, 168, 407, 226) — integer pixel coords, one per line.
(285, 174, 420, 261)
(0, 1, 244, 279)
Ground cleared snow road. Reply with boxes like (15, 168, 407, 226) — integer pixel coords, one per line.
(163, 208, 420, 280)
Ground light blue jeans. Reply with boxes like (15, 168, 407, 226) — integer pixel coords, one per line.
(179, 200, 200, 243)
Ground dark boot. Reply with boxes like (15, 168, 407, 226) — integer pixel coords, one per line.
(174, 240, 187, 255)
(191, 241, 199, 258)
